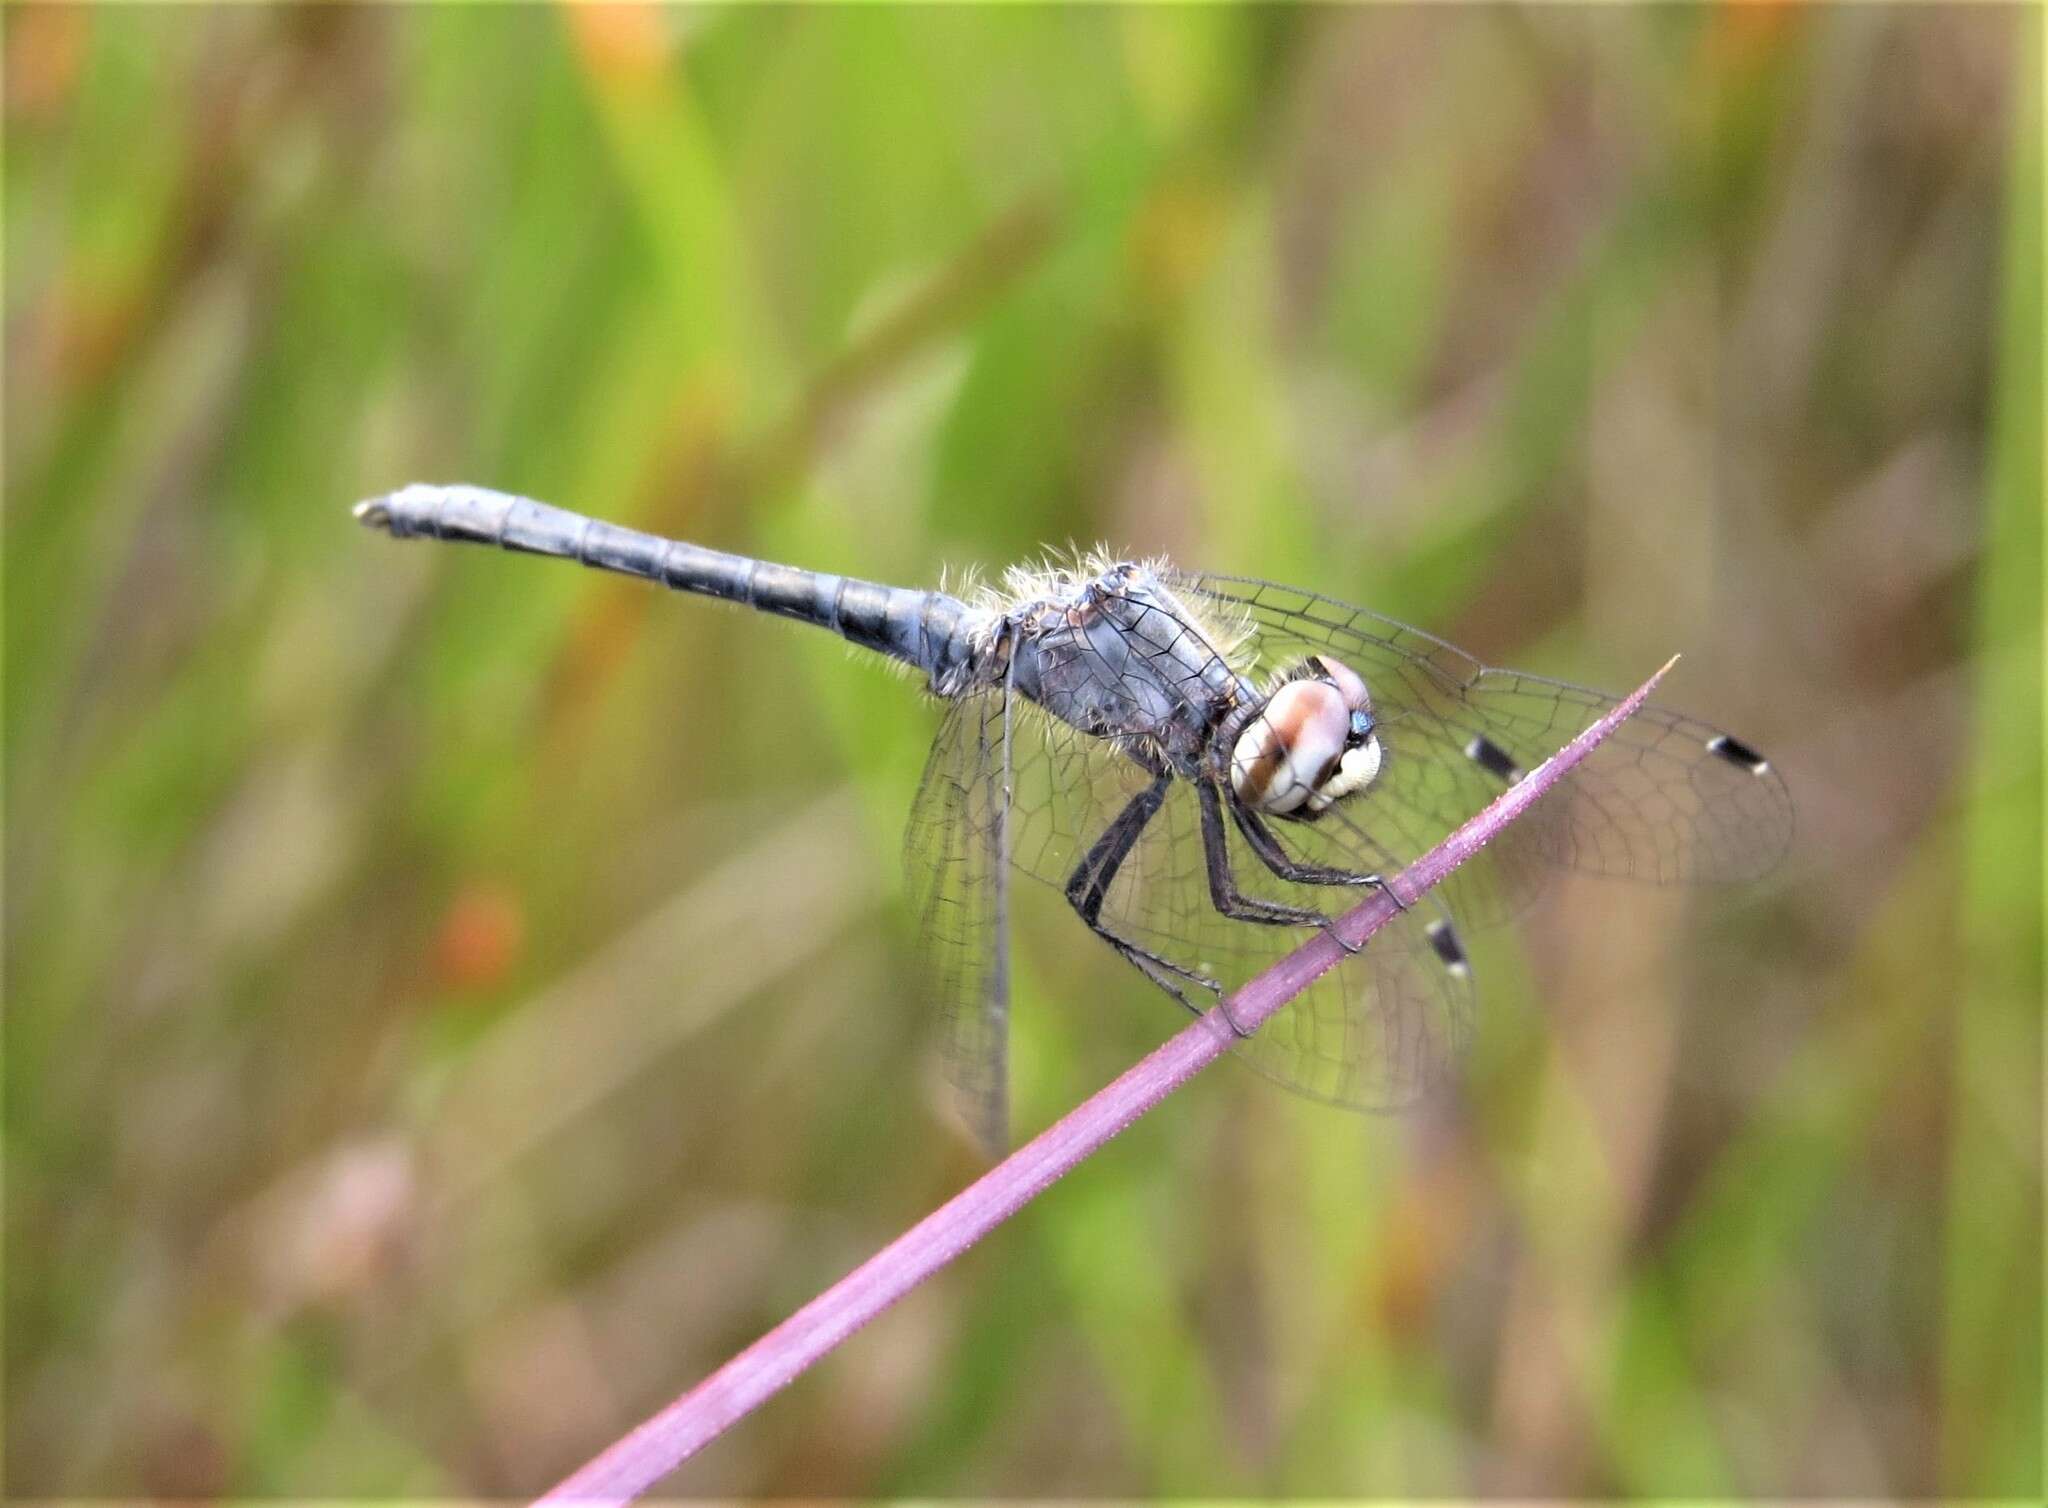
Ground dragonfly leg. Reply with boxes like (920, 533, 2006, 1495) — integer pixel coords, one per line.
(1231, 803, 1385, 886)
(1227, 802, 1407, 954)
(1194, 782, 1338, 1033)
(1065, 773, 1223, 1013)
(1195, 782, 1330, 930)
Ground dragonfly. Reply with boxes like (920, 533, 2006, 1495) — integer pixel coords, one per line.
(357, 483, 1792, 1150)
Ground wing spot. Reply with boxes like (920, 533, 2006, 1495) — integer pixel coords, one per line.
(1424, 919, 1470, 977)
(1706, 733, 1770, 775)
(1463, 733, 1524, 785)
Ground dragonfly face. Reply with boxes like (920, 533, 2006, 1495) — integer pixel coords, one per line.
(1228, 655, 1384, 819)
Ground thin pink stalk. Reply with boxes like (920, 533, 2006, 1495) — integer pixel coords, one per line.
(537, 657, 1678, 1506)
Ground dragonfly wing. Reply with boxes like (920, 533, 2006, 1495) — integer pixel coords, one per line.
(1174, 573, 1794, 925)
(1233, 891, 1474, 1110)
(903, 689, 1014, 1154)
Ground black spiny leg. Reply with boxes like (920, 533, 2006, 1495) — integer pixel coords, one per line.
(1194, 781, 1331, 930)
(1065, 773, 1219, 1011)
(1227, 801, 1408, 957)
(1193, 780, 1337, 1034)
(1228, 802, 1407, 942)
(1229, 801, 1384, 886)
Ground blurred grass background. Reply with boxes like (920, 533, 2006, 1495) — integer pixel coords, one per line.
(4, 3, 2041, 1497)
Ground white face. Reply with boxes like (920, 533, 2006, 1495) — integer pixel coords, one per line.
(1229, 656, 1383, 816)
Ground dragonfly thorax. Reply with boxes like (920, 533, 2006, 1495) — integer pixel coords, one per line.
(1230, 655, 1383, 817)
(996, 560, 1257, 762)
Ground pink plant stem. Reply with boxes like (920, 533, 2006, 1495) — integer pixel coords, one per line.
(537, 657, 1678, 1506)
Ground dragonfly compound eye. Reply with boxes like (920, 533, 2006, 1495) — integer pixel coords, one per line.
(1314, 655, 1372, 715)
(1231, 678, 1372, 815)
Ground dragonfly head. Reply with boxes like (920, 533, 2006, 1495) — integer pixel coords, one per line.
(1230, 655, 1383, 817)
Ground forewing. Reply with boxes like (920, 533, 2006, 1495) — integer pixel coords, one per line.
(902, 690, 1013, 1154)
(1175, 573, 1794, 925)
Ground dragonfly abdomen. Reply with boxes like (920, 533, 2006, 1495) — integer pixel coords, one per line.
(356, 483, 988, 689)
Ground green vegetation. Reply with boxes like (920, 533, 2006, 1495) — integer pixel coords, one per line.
(5, 5, 2038, 1497)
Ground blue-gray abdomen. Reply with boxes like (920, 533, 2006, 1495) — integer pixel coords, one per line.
(356, 484, 989, 691)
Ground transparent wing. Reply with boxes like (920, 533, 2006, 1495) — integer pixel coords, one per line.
(902, 689, 1013, 1154)
(1002, 711, 1475, 1110)
(1174, 572, 1795, 926)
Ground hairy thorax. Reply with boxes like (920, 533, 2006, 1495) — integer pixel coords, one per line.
(986, 558, 1258, 769)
